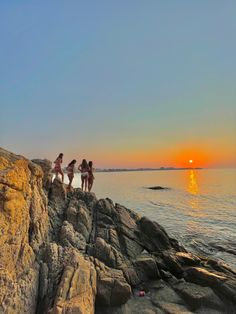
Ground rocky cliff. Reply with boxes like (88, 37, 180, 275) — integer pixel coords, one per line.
(0, 147, 236, 314)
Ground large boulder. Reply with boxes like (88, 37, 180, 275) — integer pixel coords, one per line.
(95, 259, 132, 307)
(0, 148, 49, 313)
(52, 254, 97, 314)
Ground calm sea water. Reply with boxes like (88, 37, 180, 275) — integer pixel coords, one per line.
(64, 169, 236, 269)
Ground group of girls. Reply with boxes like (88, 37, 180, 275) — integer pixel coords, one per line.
(53, 153, 95, 192)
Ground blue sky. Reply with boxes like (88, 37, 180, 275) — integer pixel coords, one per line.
(1, 1, 236, 167)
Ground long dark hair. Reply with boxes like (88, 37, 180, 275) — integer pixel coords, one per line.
(88, 161, 93, 168)
(68, 159, 76, 167)
(55, 153, 63, 163)
(81, 159, 88, 169)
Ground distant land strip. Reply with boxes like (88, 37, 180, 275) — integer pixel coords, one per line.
(61, 167, 203, 173)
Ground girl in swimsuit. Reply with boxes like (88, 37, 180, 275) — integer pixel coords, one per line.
(78, 159, 89, 191)
(54, 153, 64, 182)
(88, 161, 95, 192)
(66, 159, 76, 191)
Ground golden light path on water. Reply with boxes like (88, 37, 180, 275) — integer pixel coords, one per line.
(186, 170, 204, 219)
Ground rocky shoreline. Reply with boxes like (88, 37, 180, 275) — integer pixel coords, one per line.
(0, 147, 236, 314)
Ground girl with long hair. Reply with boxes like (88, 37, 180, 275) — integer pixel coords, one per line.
(78, 159, 89, 191)
(88, 161, 95, 192)
(54, 153, 64, 182)
(66, 159, 76, 190)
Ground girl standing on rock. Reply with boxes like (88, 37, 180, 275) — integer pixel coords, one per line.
(66, 159, 76, 191)
(78, 159, 89, 191)
(88, 161, 95, 192)
(54, 153, 64, 182)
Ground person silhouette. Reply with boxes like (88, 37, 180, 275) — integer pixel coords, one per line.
(54, 153, 64, 182)
(78, 159, 89, 191)
(66, 159, 76, 190)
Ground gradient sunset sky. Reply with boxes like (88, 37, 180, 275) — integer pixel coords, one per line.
(1, 1, 236, 168)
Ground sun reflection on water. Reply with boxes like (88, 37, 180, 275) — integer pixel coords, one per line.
(187, 170, 202, 215)
(188, 170, 199, 195)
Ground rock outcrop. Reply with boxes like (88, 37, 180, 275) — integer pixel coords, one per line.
(0, 147, 236, 314)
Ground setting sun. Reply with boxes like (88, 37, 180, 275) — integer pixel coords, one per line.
(189, 160, 193, 164)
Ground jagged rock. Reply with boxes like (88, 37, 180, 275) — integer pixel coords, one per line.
(184, 267, 236, 309)
(32, 158, 52, 191)
(50, 178, 67, 202)
(134, 255, 160, 281)
(96, 198, 116, 217)
(51, 254, 96, 314)
(48, 179, 67, 239)
(88, 237, 123, 268)
(96, 297, 165, 314)
(206, 258, 236, 276)
(184, 266, 227, 286)
(96, 266, 131, 307)
(1, 147, 236, 314)
(175, 252, 201, 266)
(162, 251, 184, 277)
(158, 303, 193, 314)
(60, 221, 86, 251)
(138, 217, 171, 252)
(66, 199, 92, 241)
(150, 282, 184, 307)
(0, 148, 48, 313)
(173, 281, 225, 311)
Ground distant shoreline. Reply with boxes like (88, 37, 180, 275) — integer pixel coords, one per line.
(64, 167, 203, 174)
(61, 167, 235, 174)
(95, 167, 203, 173)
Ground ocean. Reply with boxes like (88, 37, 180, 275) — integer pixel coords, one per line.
(64, 168, 236, 269)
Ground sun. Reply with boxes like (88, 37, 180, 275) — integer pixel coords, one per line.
(189, 159, 193, 164)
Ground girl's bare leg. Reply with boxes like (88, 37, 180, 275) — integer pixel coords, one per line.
(58, 170, 64, 182)
(68, 175, 72, 190)
(89, 180, 93, 192)
(85, 178, 88, 191)
(61, 171, 64, 183)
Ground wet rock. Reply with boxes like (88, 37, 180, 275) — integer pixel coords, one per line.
(184, 267, 227, 287)
(162, 252, 184, 277)
(175, 252, 201, 266)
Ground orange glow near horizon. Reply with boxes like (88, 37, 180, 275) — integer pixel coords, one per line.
(63, 141, 235, 169)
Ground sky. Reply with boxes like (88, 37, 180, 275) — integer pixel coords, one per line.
(0, 1, 236, 168)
